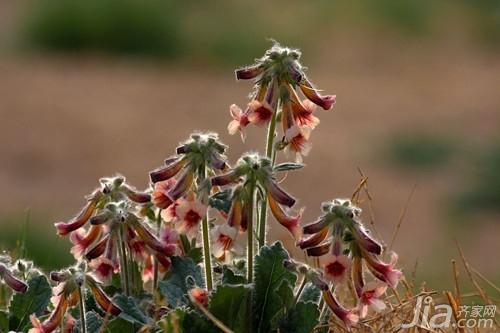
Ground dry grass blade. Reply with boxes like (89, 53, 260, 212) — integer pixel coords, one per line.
(451, 259, 461, 307)
(471, 267, 500, 294)
(444, 291, 464, 333)
(388, 183, 417, 253)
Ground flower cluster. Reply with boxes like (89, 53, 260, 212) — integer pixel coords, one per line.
(29, 264, 120, 333)
(210, 153, 302, 260)
(150, 132, 228, 236)
(229, 43, 336, 161)
(294, 199, 402, 326)
(54, 176, 177, 286)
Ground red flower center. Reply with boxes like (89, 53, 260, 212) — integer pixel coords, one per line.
(326, 261, 345, 277)
(185, 209, 201, 225)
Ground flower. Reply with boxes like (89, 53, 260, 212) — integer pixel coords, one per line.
(357, 281, 387, 318)
(247, 100, 274, 126)
(211, 224, 238, 261)
(189, 287, 209, 307)
(169, 196, 206, 237)
(29, 296, 69, 333)
(284, 124, 312, 161)
(152, 179, 176, 209)
(55, 191, 100, 236)
(267, 194, 303, 240)
(363, 252, 402, 289)
(321, 253, 351, 285)
(0, 263, 28, 293)
(89, 256, 116, 285)
(228, 104, 250, 140)
(322, 289, 359, 329)
(69, 225, 102, 259)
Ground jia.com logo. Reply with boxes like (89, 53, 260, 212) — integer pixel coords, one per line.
(402, 295, 496, 329)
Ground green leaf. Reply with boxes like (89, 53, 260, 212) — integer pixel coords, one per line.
(113, 294, 150, 325)
(74, 311, 103, 333)
(0, 310, 8, 333)
(278, 301, 319, 333)
(254, 241, 297, 333)
(159, 256, 204, 307)
(221, 266, 246, 285)
(162, 308, 218, 333)
(106, 317, 138, 333)
(299, 282, 321, 304)
(274, 163, 304, 172)
(9, 275, 51, 331)
(209, 284, 252, 333)
(186, 247, 203, 265)
(208, 189, 232, 214)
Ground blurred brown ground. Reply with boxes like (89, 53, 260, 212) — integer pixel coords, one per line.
(0, 1, 499, 285)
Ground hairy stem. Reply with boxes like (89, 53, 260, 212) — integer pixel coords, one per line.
(153, 209, 162, 292)
(118, 227, 130, 296)
(258, 108, 278, 248)
(247, 184, 256, 283)
(78, 285, 87, 333)
(199, 165, 213, 291)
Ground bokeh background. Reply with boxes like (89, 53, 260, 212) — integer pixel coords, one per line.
(0, 0, 499, 289)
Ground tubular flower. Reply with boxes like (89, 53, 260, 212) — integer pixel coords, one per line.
(228, 104, 250, 140)
(322, 290, 359, 329)
(321, 253, 351, 285)
(0, 263, 28, 293)
(363, 251, 402, 289)
(168, 195, 207, 237)
(152, 179, 177, 209)
(29, 294, 69, 333)
(267, 194, 303, 240)
(69, 224, 102, 259)
(189, 287, 209, 307)
(55, 191, 101, 236)
(211, 223, 238, 261)
(358, 281, 387, 318)
(230, 43, 335, 161)
(210, 153, 300, 239)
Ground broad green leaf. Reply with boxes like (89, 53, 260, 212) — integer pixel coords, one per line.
(221, 266, 246, 285)
(273, 162, 304, 172)
(9, 275, 51, 331)
(278, 301, 319, 333)
(208, 189, 232, 214)
(254, 241, 297, 333)
(74, 311, 103, 333)
(159, 256, 204, 307)
(113, 294, 150, 325)
(209, 284, 251, 332)
(162, 308, 217, 333)
(106, 317, 138, 333)
(0, 310, 8, 333)
(299, 282, 321, 304)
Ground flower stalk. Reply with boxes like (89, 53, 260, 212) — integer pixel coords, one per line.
(199, 165, 213, 291)
(247, 184, 256, 283)
(77, 285, 87, 333)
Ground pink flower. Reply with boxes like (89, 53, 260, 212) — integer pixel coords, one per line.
(247, 100, 273, 126)
(150, 157, 187, 183)
(268, 194, 303, 240)
(322, 254, 351, 285)
(89, 257, 115, 285)
(292, 99, 320, 129)
(235, 64, 264, 80)
(228, 104, 250, 140)
(358, 281, 387, 318)
(322, 290, 359, 329)
(0, 264, 28, 293)
(189, 287, 209, 307)
(172, 197, 206, 237)
(297, 227, 328, 249)
(69, 225, 102, 259)
(152, 179, 176, 209)
(54, 196, 98, 236)
(284, 125, 312, 161)
(299, 79, 336, 110)
(142, 255, 154, 282)
(211, 224, 238, 261)
(29, 296, 69, 333)
(364, 252, 402, 289)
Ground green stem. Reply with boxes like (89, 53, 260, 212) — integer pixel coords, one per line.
(293, 276, 307, 306)
(258, 109, 278, 248)
(153, 209, 162, 292)
(199, 165, 213, 291)
(78, 285, 87, 333)
(247, 184, 256, 283)
(118, 227, 130, 296)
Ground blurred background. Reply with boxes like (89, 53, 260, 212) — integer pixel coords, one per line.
(0, 0, 498, 289)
